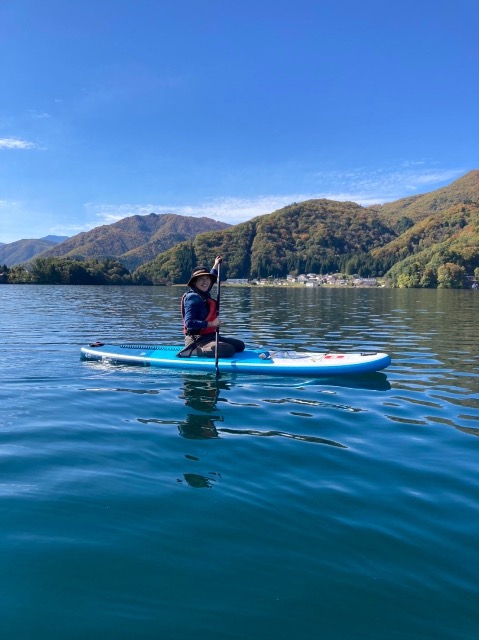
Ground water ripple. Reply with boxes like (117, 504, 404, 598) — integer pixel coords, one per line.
(1, 285, 479, 640)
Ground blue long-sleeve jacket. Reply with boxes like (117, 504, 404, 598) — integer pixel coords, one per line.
(182, 269, 218, 334)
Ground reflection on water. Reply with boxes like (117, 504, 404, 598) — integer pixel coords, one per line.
(2, 285, 479, 640)
(179, 375, 224, 439)
(218, 427, 347, 448)
(179, 374, 351, 446)
(181, 375, 230, 412)
(178, 414, 222, 439)
(179, 472, 220, 488)
(134, 373, 361, 447)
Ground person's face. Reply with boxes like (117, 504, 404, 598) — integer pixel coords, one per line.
(195, 275, 213, 291)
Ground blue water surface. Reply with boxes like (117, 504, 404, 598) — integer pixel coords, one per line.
(1, 285, 478, 640)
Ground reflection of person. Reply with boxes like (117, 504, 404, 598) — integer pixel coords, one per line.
(179, 256, 245, 358)
(181, 375, 224, 412)
(178, 375, 229, 438)
(182, 473, 215, 488)
(178, 414, 220, 439)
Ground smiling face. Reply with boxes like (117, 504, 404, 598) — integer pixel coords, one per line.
(194, 275, 213, 292)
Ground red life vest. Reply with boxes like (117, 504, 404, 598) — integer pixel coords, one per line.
(181, 293, 217, 335)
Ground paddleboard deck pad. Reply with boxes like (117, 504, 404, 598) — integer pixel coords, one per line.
(81, 343, 391, 376)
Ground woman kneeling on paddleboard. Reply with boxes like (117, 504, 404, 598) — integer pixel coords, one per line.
(179, 256, 245, 358)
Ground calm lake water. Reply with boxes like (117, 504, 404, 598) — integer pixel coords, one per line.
(1, 285, 478, 640)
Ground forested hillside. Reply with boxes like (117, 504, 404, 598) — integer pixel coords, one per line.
(2, 170, 479, 288)
(134, 171, 479, 287)
(0, 236, 68, 267)
(33, 213, 230, 270)
(369, 170, 479, 224)
(135, 199, 397, 284)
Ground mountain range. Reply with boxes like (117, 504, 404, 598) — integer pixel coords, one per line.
(2, 170, 478, 288)
(0, 215, 229, 268)
(134, 170, 479, 286)
(0, 236, 69, 267)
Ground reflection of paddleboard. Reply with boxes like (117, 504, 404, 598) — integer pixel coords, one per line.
(81, 343, 391, 376)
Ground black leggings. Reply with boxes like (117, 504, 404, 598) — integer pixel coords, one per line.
(186, 334, 245, 358)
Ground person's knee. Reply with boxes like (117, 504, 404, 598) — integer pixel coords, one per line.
(216, 342, 236, 358)
(235, 340, 245, 352)
(196, 340, 237, 359)
(196, 344, 214, 357)
(223, 337, 245, 352)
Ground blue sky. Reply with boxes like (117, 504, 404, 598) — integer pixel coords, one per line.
(1, 0, 478, 243)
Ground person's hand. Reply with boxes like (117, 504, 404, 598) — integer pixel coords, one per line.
(213, 255, 223, 268)
(207, 318, 221, 328)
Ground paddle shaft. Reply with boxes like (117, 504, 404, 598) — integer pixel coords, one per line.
(214, 261, 221, 375)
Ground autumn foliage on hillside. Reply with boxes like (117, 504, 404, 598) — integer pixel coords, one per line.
(3, 170, 479, 288)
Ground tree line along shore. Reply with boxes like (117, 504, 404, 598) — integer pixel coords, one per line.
(1, 257, 478, 289)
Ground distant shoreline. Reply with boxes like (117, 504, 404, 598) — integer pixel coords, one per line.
(173, 280, 388, 289)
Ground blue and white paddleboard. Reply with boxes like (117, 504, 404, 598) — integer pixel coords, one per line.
(80, 343, 391, 376)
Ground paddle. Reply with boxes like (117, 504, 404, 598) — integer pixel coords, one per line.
(214, 259, 222, 377)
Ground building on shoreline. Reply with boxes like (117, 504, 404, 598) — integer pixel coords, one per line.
(236, 273, 381, 287)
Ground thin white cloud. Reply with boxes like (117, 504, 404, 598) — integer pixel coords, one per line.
(49, 223, 95, 236)
(409, 171, 461, 185)
(84, 165, 466, 228)
(84, 192, 388, 227)
(311, 167, 464, 198)
(28, 110, 51, 119)
(1, 164, 469, 243)
(86, 197, 308, 226)
(0, 137, 37, 150)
